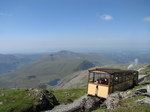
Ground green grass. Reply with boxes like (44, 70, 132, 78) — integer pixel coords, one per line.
(50, 88, 86, 104)
(0, 88, 86, 112)
(0, 89, 35, 112)
(92, 108, 108, 112)
(111, 96, 150, 112)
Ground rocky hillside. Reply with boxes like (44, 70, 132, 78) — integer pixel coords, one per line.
(54, 70, 88, 90)
(137, 65, 150, 74)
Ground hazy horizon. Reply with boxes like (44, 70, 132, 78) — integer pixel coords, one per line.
(0, 0, 150, 54)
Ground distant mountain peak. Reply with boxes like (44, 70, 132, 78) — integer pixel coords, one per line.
(55, 50, 77, 55)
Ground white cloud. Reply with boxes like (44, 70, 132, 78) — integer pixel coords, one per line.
(0, 12, 11, 16)
(143, 17, 150, 21)
(100, 14, 113, 20)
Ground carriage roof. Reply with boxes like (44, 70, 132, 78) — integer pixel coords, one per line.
(89, 68, 138, 74)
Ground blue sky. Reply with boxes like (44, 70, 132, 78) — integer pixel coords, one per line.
(0, 0, 150, 53)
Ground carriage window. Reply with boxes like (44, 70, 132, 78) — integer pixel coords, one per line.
(126, 75, 129, 81)
(123, 75, 126, 82)
(94, 73, 105, 82)
(114, 76, 119, 84)
(90, 72, 94, 82)
(89, 72, 109, 84)
(130, 74, 133, 79)
(119, 76, 122, 83)
(99, 73, 109, 84)
(129, 75, 132, 80)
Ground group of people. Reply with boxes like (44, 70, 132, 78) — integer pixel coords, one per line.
(96, 78, 108, 84)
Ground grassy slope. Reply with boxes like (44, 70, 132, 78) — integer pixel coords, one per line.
(49, 89, 86, 104)
(0, 88, 86, 112)
(0, 89, 35, 112)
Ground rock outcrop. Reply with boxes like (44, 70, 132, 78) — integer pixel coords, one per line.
(105, 85, 150, 111)
(135, 98, 150, 104)
(105, 91, 134, 111)
(105, 93, 121, 111)
(45, 95, 102, 112)
(30, 89, 59, 112)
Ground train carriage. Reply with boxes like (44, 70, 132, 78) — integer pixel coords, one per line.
(87, 68, 138, 98)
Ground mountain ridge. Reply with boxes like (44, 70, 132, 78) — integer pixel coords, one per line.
(1, 50, 150, 89)
(0, 51, 95, 88)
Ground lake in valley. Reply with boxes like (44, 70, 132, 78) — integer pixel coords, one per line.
(48, 78, 60, 86)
